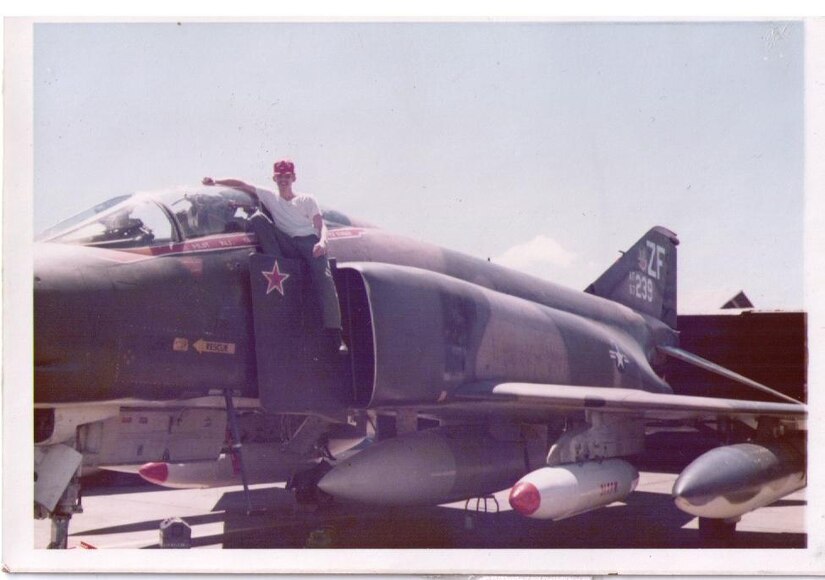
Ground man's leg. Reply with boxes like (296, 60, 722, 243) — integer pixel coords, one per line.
(293, 236, 347, 354)
(307, 252, 343, 330)
(248, 212, 301, 258)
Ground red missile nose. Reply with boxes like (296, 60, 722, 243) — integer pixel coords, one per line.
(139, 462, 169, 485)
(509, 481, 541, 515)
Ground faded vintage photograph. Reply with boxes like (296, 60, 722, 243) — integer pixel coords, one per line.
(4, 16, 823, 575)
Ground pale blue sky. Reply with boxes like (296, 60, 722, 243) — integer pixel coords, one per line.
(33, 21, 804, 311)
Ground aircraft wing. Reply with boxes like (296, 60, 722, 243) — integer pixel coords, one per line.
(455, 382, 806, 425)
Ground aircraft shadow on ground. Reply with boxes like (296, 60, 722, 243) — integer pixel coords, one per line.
(66, 483, 805, 549)
(212, 487, 805, 549)
(71, 431, 804, 549)
(70, 512, 226, 537)
(767, 499, 806, 508)
(80, 471, 163, 497)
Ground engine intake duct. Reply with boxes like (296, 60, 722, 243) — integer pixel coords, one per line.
(339, 262, 666, 410)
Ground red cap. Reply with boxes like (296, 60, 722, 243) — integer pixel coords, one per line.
(273, 160, 295, 175)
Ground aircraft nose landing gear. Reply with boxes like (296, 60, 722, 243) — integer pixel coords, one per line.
(43, 474, 82, 549)
(35, 443, 84, 549)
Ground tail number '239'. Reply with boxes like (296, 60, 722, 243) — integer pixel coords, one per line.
(629, 240, 666, 303)
(629, 271, 654, 303)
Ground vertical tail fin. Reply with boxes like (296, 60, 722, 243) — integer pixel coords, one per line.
(585, 226, 679, 328)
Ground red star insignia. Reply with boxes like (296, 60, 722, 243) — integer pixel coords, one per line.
(262, 260, 290, 296)
(637, 248, 648, 272)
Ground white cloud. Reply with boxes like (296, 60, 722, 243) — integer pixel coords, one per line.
(495, 235, 576, 276)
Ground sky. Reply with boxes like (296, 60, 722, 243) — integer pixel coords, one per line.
(31, 21, 805, 312)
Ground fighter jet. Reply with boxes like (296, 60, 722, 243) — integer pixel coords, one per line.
(34, 184, 806, 548)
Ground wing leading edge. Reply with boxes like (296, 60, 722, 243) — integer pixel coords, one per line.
(455, 382, 806, 425)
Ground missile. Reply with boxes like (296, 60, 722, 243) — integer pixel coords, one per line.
(508, 459, 639, 520)
(138, 443, 310, 489)
(137, 436, 368, 489)
(672, 441, 805, 520)
(318, 426, 540, 505)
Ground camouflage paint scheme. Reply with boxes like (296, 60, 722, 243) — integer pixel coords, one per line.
(33, 185, 806, 545)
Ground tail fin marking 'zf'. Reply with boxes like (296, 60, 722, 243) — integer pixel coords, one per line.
(585, 227, 679, 328)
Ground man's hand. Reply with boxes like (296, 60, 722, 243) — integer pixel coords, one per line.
(312, 241, 328, 258)
(202, 177, 215, 186)
(227, 200, 257, 214)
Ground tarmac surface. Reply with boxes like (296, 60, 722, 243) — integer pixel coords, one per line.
(33, 431, 806, 549)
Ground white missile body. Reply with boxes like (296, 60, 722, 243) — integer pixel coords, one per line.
(508, 459, 639, 520)
(138, 437, 365, 489)
(138, 444, 306, 489)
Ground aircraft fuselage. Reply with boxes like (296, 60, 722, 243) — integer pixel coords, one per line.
(35, 219, 675, 410)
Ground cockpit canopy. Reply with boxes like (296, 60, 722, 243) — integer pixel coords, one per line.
(37, 186, 369, 249)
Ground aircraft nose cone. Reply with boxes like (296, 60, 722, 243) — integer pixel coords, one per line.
(508, 481, 541, 516)
(34, 243, 94, 364)
(34, 242, 118, 404)
(139, 462, 169, 485)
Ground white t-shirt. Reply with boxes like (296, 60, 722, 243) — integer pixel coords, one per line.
(255, 187, 321, 238)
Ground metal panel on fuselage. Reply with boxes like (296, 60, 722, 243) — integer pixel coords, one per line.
(249, 253, 355, 414)
(35, 239, 258, 403)
(104, 244, 257, 399)
(36, 221, 675, 408)
(344, 263, 670, 409)
(327, 226, 669, 350)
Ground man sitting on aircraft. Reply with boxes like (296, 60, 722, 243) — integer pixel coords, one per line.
(203, 160, 347, 355)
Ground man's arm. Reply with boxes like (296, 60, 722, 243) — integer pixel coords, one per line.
(202, 177, 259, 200)
(312, 213, 328, 257)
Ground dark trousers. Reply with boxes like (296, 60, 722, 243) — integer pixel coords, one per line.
(249, 212, 342, 330)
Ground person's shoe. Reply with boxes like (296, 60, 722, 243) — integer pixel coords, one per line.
(327, 329, 349, 356)
(337, 341, 349, 356)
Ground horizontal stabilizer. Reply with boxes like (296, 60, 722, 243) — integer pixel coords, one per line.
(658, 345, 803, 405)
